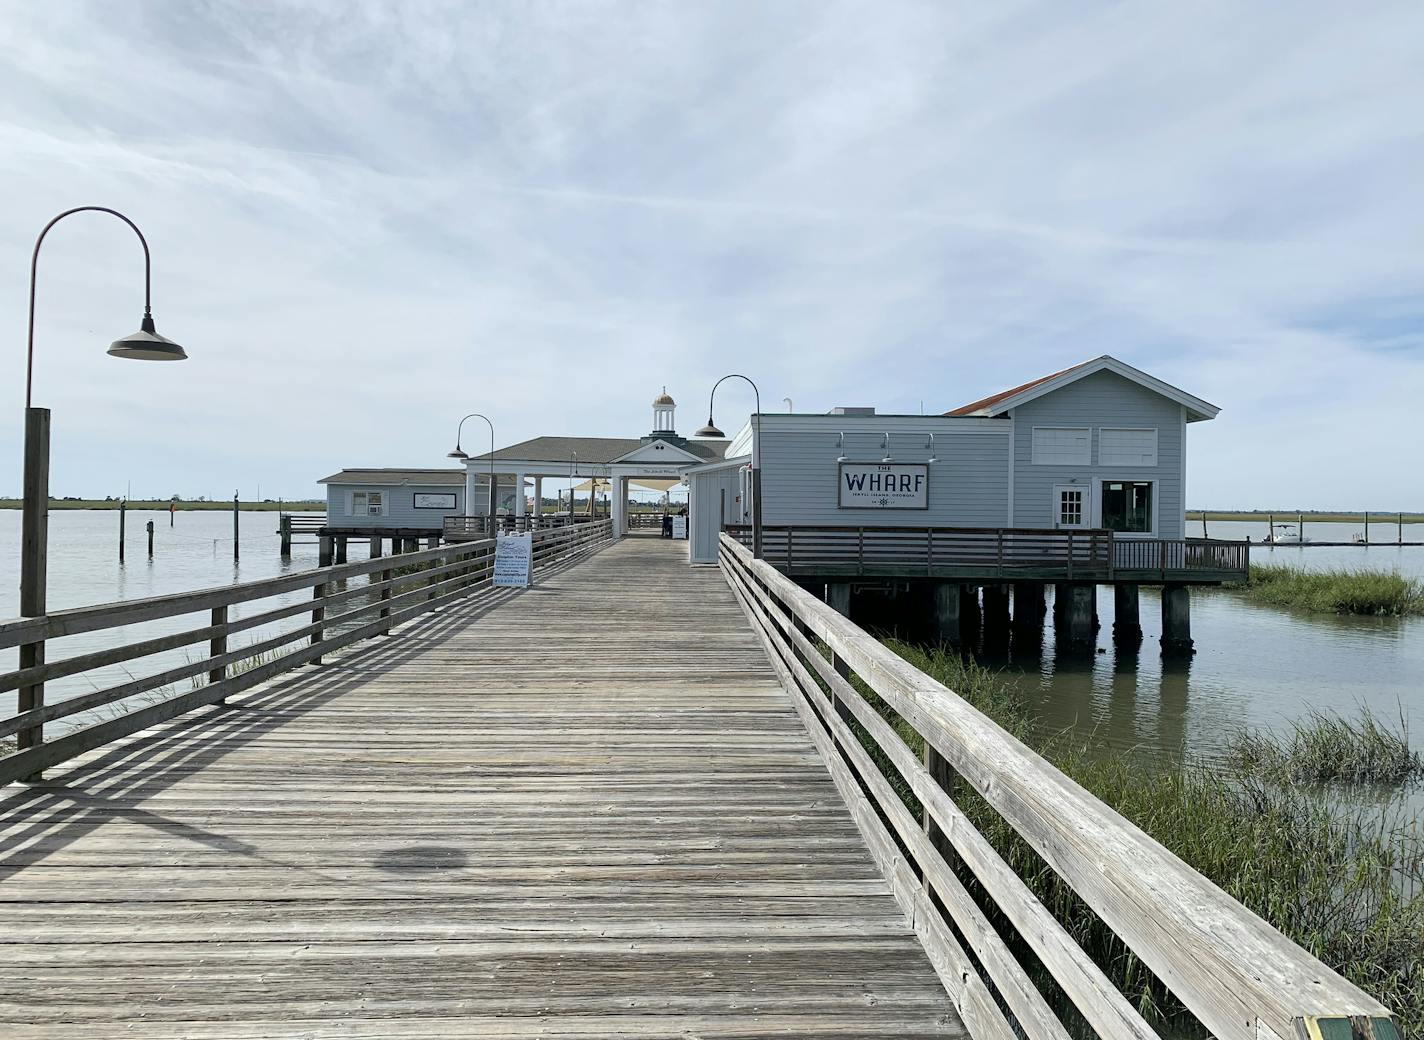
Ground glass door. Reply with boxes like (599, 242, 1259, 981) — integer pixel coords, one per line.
(1052, 484, 1089, 529)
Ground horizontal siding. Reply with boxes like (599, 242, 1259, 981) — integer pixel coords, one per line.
(326, 483, 466, 528)
(1011, 370, 1186, 539)
(689, 466, 745, 563)
(755, 417, 1010, 528)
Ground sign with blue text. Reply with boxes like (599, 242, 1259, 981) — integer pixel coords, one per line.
(492, 532, 533, 587)
(838, 463, 929, 510)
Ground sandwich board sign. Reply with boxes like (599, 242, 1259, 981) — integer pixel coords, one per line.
(493, 532, 532, 587)
(671, 515, 688, 539)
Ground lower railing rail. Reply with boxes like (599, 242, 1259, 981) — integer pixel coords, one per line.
(0, 519, 614, 786)
(717, 532, 1392, 1040)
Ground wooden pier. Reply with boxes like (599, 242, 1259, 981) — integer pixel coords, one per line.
(0, 527, 1398, 1038)
(0, 535, 959, 1037)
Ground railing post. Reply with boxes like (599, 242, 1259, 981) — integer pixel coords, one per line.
(379, 562, 394, 633)
(209, 605, 228, 703)
(786, 527, 794, 572)
(927, 528, 933, 576)
(311, 579, 327, 664)
(996, 529, 1004, 576)
(1160, 537, 1168, 581)
(1066, 530, 1074, 580)
(18, 406, 50, 779)
(857, 527, 865, 576)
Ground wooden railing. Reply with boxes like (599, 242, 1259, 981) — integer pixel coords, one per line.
(717, 533, 1392, 1040)
(443, 513, 582, 540)
(627, 512, 664, 530)
(726, 524, 1114, 579)
(1113, 536, 1250, 578)
(0, 519, 614, 786)
(725, 524, 1249, 582)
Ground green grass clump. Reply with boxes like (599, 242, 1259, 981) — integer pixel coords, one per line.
(849, 642, 1424, 1033)
(1228, 708, 1423, 786)
(1236, 563, 1424, 616)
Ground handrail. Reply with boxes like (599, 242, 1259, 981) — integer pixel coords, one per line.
(716, 532, 1391, 1040)
(723, 524, 1249, 581)
(0, 520, 614, 786)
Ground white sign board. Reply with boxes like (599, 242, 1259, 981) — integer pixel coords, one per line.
(492, 532, 532, 587)
(838, 463, 929, 510)
(414, 492, 458, 510)
(671, 515, 688, 539)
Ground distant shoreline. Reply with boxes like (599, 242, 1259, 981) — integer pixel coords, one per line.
(1194, 511, 1424, 524)
(0, 499, 324, 512)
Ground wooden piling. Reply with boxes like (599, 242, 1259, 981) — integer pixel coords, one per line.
(1161, 584, 1193, 654)
(146, 520, 155, 558)
(232, 493, 240, 562)
(279, 514, 292, 557)
(318, 535, 333, 568)
(118, 499, 126, 563)
(1113, 583, 1141, 640)
(1401, 512, 1406, 546)
(1363, 511, 1369, 545)
(334, 536, 348, 565)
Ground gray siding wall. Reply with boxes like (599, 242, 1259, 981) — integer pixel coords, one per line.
(1010, 370, 1185, 539)
(325, 483, 466, 529)
(689, 464, 746, 564)
(754, 416, 1010, 528)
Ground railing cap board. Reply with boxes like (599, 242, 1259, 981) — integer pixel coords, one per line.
(718, 534, 1391, 1040)
(0, 522, 604, 650)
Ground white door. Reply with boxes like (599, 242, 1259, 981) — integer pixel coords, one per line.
(1052, 484, 1089, 529)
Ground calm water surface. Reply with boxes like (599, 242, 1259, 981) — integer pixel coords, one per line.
(2, 512, 1422, 778)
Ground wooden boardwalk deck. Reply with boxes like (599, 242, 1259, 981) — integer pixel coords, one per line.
(0, 537, 962, 1038)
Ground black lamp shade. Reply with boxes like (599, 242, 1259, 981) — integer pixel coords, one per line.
(108, 315, 186, 361)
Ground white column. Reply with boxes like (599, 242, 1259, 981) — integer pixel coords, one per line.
(514, 471, 527, 519)
(611, 474, 626, 538)
(463, 463, 477, 517)
(533, 477, 543, 525)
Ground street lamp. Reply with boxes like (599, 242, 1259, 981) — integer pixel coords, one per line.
(694, 373, 762, 559)
(18, 206, 189, 767)
(449, 413, 496, 530)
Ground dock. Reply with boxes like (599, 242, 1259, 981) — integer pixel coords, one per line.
(0, 537, 958, 1037)
(0, 526, 1398, 1039)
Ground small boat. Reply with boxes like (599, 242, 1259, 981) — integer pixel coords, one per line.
(1264, 525, 1311, 545)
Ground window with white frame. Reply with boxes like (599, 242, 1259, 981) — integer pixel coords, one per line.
(1055, 486, 1087, 528)
(1101, 481, 1153, 534)
(1031, 427, 1090, 465)
(1099, 428, 1158, 466)
(351, 490, 385, 517)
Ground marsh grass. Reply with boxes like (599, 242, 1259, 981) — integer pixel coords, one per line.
(846, 642, 1424, 1033)
(1228, 708, 1423, 786)
(1236, 563, 1424, 616)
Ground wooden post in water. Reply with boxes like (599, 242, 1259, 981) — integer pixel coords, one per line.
(1298, 513, 1304, 542)
(279, 514, 292, 557)
(1401, 512, 1406, 546)
(119, 498, 126, 562)
(1363, 511, 1369, 545)
(232, 492, 240, 563)
(1201, 510, 1208, 538)
(1267, 513, 1274, 543)
(146, 520, 155, 558)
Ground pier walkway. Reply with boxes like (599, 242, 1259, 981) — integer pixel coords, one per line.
(0, 538, 961, 1038)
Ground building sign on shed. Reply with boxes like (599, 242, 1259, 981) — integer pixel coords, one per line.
(414, 492, 458, 510)
(839, 463, 929, 510)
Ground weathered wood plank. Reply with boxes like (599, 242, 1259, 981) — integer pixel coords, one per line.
(0, 536, 963, 1038)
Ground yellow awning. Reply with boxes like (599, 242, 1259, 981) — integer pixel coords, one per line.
(571, 477, 680, 494)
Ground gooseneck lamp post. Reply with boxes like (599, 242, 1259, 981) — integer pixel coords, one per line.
(448, 413, 497, 531)
(694, 374, 762, 559)
(18, 206, 189, 771)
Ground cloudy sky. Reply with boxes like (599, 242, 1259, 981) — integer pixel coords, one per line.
(1, 1, 1420, 507)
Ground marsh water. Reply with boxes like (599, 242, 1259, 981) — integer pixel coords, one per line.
(1, 512, 1422, 781)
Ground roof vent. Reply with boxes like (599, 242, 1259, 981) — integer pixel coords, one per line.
(828, 406, 875, 416)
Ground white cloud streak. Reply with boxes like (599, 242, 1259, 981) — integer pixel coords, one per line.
(0, 0, 1419, 507)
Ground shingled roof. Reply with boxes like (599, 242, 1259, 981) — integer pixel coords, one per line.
(465, 436, 730, 464)
(318, 468, 466, 485)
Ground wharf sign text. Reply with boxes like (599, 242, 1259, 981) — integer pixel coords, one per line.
(838, 463, 929, 509)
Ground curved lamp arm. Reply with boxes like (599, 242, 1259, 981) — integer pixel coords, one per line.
(704, 373, 761, 466)
(454, 413, 497, 493)
(27, 206, 154, 409)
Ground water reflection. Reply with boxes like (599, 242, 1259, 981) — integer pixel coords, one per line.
(962, 581, 1423, 777)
